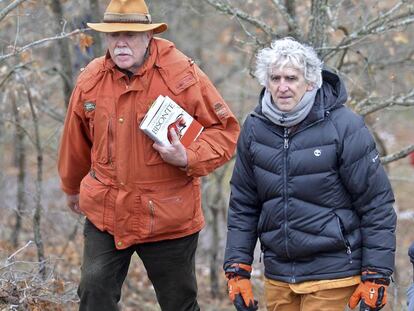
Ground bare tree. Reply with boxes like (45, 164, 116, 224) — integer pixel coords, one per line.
(48, 0, 74, 109)
(13, 72, 46, 278)
(202, 165, 232, 299)
(10, 90, 26, 248)
(88, 0, 104, 57)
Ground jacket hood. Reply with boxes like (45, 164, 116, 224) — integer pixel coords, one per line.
(319, 68, 348, 111)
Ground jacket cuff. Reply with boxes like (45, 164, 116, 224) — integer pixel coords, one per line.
(225, 263, 252, 279)
(185, 148, 197, 175)
(61, 184, 80, 195)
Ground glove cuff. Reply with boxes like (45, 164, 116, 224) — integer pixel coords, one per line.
(361, 270, 390, 285)
(225, 263, 252, 279)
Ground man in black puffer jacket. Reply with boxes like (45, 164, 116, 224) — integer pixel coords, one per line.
(224, 38, 396, 311)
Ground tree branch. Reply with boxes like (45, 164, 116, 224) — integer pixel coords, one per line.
(5, 240, 33, 264)
(233, 13, 267, 48)
(363, 3, 402, 28)
(0, 28, 90, 63)
(2, 118, 38, 147)
(269, 0, 300, 37)
(355, 89, 414, 116)
(201, 0, 274, 36)
(0, 62, 29, 89)
(381, 144, 414, 165)
(0, 0, 28, 23)
(323, 3, 414, 60)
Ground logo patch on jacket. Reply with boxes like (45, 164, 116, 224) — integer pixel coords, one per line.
(176, 74, 195, 92)
(84, 102, 96, 112)
(314, 149, 322, 157)
(214, 102, 229, 120)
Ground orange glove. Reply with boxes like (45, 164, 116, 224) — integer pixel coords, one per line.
(226, 264, 258, 311)
(349, 271, 390, 310)
(228, 276, 256, 306)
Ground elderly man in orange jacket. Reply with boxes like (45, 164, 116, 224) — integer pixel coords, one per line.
(57, 0, 240, 310)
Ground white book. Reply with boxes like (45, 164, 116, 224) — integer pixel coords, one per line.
(139, 95, 204, 147)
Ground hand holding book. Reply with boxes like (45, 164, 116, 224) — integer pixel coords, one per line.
(152, 128, 188, 168)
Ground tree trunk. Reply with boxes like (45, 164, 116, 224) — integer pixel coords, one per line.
(0, 100, 5, 199)
(10, 92, 26, 247)
(89, 0, 104, 57)
(209, 169, 229, 299)
(308, 0, 329, 49)
(49, 0, 74, 109)
(20, 74, 46, 278)
(191, 0, 223, 298)
(210, 204, 220, 299)
(284, 0, 297, 37)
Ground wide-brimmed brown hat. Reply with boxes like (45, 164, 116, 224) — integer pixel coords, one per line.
(87, 0, 167, 34)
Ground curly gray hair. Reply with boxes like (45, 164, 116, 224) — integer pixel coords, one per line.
(255, 37, 323, 89)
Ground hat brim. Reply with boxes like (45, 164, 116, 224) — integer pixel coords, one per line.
(87, 22, 167, 34)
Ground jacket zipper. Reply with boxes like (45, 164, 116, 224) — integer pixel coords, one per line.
(283, 128, 295, 282)
(336, 218, 353, 264)
(283, 128, 291, 260)
(259, 243, 265, 263)
(108, 117, 114, 166)
(346, 246, 353, 264)
(148, 200, 155, 234)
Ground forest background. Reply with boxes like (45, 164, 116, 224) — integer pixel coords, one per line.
(0, 0, 414, 310)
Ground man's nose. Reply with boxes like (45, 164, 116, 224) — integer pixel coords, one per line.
(115, 38, 127, 47)
(116, 42, 127, 48)
(278, 83, 289, 92)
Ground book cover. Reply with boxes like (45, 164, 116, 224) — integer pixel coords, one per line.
(139, 95, 204, 147)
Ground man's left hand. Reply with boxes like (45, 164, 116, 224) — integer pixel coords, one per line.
(152, 128, 188, 168)
(349, 271, 389, 310)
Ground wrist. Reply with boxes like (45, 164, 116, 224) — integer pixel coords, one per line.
(361, 270, 390, 285)
(67, 193, 79, 202)
(225, 263, 252, 280)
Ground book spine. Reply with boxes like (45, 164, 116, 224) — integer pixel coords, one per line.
(180, 121, 204, 147)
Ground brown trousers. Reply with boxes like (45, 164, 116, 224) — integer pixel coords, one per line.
(265, 278, 358, 311)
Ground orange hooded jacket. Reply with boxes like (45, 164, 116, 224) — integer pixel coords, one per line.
(58, 38, 240, 249)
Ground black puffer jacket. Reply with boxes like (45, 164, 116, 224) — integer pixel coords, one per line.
(224, 70, 396, 283)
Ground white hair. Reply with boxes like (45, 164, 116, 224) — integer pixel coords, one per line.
(255, 37, 323, 89)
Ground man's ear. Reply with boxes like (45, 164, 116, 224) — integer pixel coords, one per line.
(306, 83, 315, 91)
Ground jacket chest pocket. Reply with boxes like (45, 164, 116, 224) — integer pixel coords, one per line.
(91, 98, 114, 165)
(84, 109, 95, 141)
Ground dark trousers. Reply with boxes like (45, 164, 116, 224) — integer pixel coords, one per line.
(78, 219, 200, 311)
